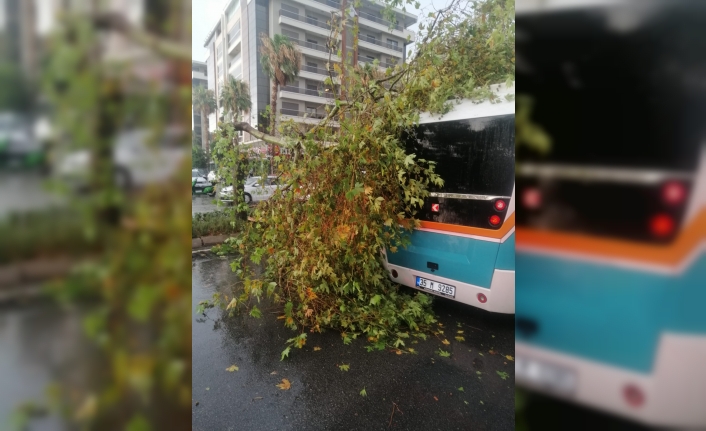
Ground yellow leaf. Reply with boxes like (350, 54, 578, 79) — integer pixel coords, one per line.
(364, 186, 373, 195)
(506, 355, 514, 361)
(276, 379, 291, 390)
(313, 347, 321, 351)
(455, 336, 465, 342)
(226, 298, 237, 310)
(395, 349, 402, 355)
(442, 339, 450, 345)
(226, 364, 239, 372)
(305, 308, 314, 318)
(457, 330, 464, 334)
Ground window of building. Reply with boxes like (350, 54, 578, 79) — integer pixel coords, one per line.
(306, 14, 319, 25)
(305, 106, 317, 115)
(307, 62, 318, 69)
(282, 29, 299, 40)
(282, 4, 299, 14)
(282, 102, 299, 113)
(387, 39, 398, 48)
(307, 39, 318, 45)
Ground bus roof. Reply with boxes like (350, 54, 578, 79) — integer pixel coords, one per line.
(418, 82, 515, 125)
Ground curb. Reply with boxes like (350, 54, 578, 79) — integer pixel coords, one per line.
(192, 234, 237, 250)
(0, 257, 74, 291)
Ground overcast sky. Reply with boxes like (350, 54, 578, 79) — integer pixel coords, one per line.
(191, 0, 450, 61)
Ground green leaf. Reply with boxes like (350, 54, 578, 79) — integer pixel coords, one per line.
(280, 347, 291, 361)
(370, 294, 381, 306)
(458, 387, 464, 392)
(249, 306, 262, 318)
(125, 414, 151, 431)
(496, 371, 510, 380)
(437, 349, 450, 358)
(339, 364, 350, 371)
(360, 387, 367, 397)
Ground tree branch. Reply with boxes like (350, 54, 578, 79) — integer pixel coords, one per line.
(232, 122, 287, 148)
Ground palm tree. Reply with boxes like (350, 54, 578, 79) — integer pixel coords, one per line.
(220, 76, 251, 124)
(259, 33, 301, 166)
(192, 86, 217, 155)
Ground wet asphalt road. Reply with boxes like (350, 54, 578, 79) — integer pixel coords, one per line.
(192, 193, 221, 216)
(192, 253, 515, 431)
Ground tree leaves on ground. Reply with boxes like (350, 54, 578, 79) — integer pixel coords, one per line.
(276, 379, 291, 390)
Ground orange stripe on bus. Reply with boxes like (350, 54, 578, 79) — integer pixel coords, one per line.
(516, 210, 706, 266)
(418, 213, 515, 240)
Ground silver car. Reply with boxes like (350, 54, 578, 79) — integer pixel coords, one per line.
(220, 175, 280, 204)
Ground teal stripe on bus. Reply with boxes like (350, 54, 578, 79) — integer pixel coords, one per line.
(387, 230, 500, 288)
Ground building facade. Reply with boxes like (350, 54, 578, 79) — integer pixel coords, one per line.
(202, 0, 416, 139)
(192, 60, 208, 148)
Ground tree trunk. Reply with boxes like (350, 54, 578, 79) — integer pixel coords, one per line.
(201, 108, 210, 169)
(270, 80, 278, 174)
(200, 108, 208, 154)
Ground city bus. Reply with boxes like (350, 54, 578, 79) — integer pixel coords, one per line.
(515, 1, 706, 428)
(383, 83, 515, 314)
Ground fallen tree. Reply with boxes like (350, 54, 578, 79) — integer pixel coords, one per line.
(208, 0, 515, 357)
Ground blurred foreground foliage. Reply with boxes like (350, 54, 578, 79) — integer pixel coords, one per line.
(26, 4, 192, 431)
(208, 0, 515, 357)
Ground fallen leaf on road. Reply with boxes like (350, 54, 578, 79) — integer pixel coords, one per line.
(496, 371, 510, 380)
(464, 401, 469, 405)
(360, 387, 367, 397)
(276, 379, 291, 390)
(437, 349, 451, 357)
(457, 330, 464, 334)
(458, 387, 464, 392)
(339, 364, 350, 371)
(455, 336, 465, 342)
(476, 371, 482, 375)
(270, 371, 278, 375)
(313, 347, 321, 351)
(480, 401, 484, 405)
(506, 355, 514, 361)
(205, 387, 210, 391)
(395, 349, 402, 355)
(489, 350, 496, 355)
(441, 339, 450, 345)
(226, 365, 239, 372)
(479, 353, 484, 356)
(433, 396, 438, 401)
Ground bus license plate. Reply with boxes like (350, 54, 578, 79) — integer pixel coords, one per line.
(515, 355, 577, 396)
(416, 277, 456, 298)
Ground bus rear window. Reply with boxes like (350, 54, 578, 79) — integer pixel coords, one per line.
(404, 115, 515, 197)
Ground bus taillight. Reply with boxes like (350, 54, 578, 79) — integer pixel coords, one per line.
(522, 187, 542, 209)
(649, 213, 675, 238)
(494, 199, 507, 211)
(662, 181, 687, 206)
(623, 384, 645, 408)
(489, 215, 501, 226)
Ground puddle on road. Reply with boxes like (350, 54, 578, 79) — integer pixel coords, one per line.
(0, 302, 101, 430)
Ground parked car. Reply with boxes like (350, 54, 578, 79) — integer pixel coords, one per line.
(54, 127, 187, 190)
(207, 170, 220, 182)
(192, 176, 216, 196)
(220, 175, 279, 204)
(0, 112, 44, 169)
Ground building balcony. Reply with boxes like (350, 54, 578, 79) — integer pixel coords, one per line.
(280, 86, 335, 104)
(280, 108, 339, 126)
(358, 36, 403, 58)
(227, 30, 241, 54)
(278, 9, 338, 38)
(291, 38, 341, 62)
(299, 64, 338, 82)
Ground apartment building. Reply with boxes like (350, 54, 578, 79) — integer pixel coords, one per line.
(192, 60, 208, 148)
(202, 0, 416, 136)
